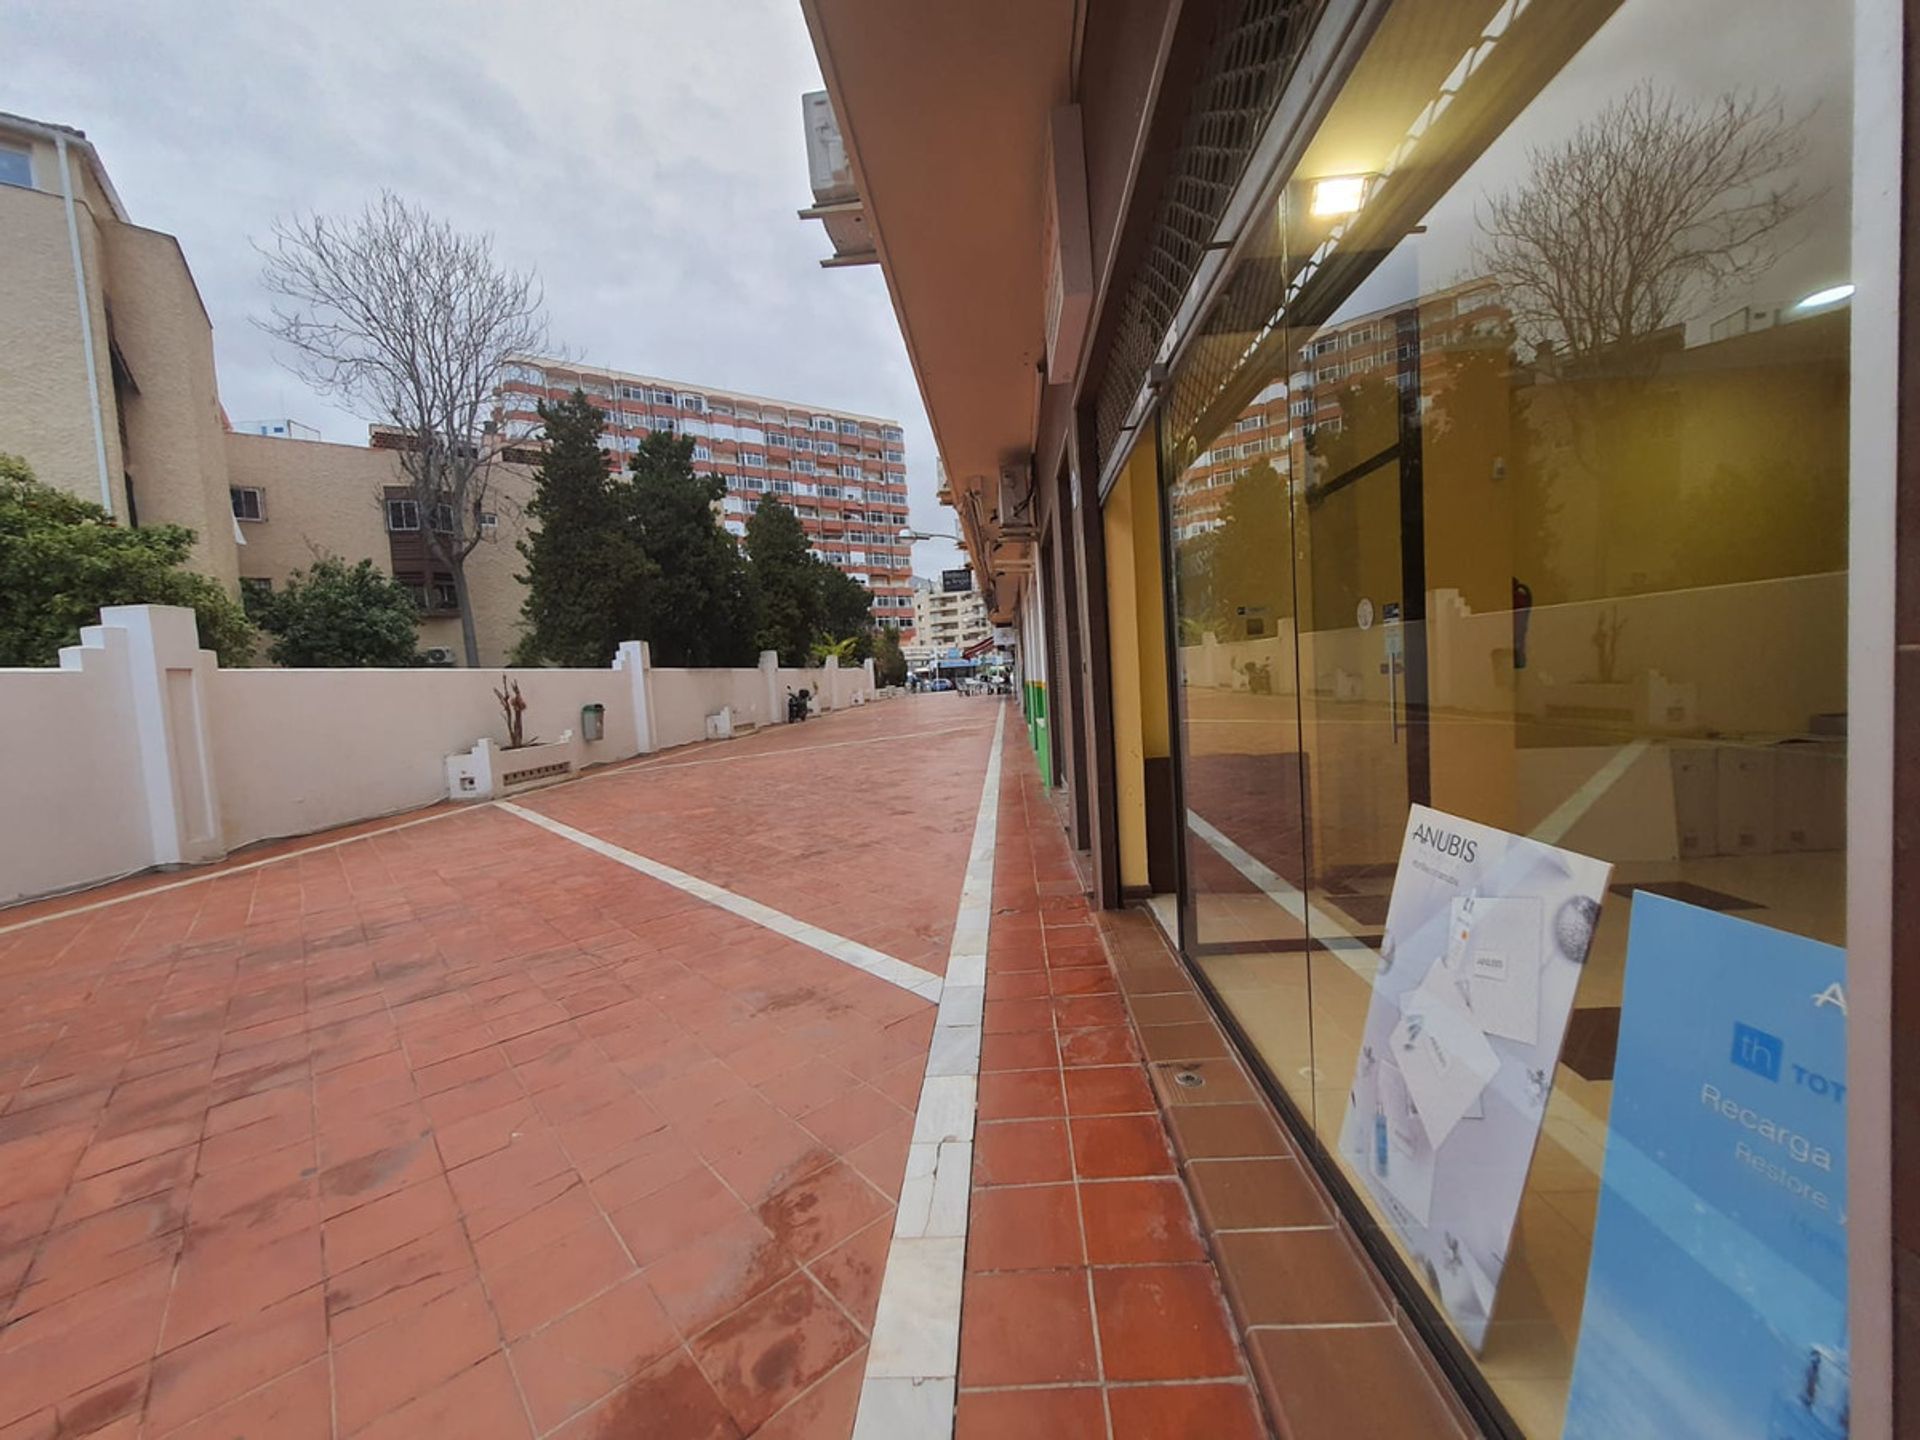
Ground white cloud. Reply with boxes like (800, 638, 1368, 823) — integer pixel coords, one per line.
(2, 0, 966, 574)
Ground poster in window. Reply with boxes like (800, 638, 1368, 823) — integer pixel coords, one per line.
(1562, 897, 1847, 1440)
(1337, 805, 1612, 1350)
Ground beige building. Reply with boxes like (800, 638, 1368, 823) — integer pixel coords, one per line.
(0, 111, 532, 668)
(1, 113, 902, 671)
(224, 430, 534, 666)
(906, 574, 990, 663)
(0, 112, 239, 587)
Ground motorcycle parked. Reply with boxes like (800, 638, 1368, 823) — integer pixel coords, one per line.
(786, 687, 812, 723)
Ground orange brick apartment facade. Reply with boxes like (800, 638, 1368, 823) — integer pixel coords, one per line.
(499, 358, 917, 640)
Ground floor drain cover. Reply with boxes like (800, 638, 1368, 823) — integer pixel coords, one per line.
(1174, 1070, 1205, 1089)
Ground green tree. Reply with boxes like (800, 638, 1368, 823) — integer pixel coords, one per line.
(744, 496, 820, 665)
(627, 433, 757, 666)
(872, 623, 908, 686)
(817, 564, 875, 661)
(0, 454, 253, 667)
(255, 555, 420, 667)
(514, 391, 657, 665)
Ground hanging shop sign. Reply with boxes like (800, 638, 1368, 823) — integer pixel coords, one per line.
(1562, 896, 1848, 1440)
(1337, 805, 1612, 1350)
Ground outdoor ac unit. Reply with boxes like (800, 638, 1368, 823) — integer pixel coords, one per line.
(997, 463, 1036, 541)
(423, 647, 456, 667)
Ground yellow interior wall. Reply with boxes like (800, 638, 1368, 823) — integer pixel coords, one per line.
(1104, 441, 1150, 892)
(1131, 438, 1173, 764)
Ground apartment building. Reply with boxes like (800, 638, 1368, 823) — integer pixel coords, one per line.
(0, 112, 239, 588)
(905, 574, 990, 663)
(498, 358, 916, 640)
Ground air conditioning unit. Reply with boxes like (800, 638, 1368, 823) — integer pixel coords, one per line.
(423, 647, 456, 667)
(997, 462, 1036, 541)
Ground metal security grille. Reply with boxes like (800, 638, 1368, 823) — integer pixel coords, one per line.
(1092, 0, 1319, 476)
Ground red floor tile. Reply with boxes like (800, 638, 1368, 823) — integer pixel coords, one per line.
(974, 1119, 1075, 1187)
(966, 1184, 1086, 1272)
(807, 1216, 892, 1332)
(1092, 1265, 1243, 1382)
(955, 1386, 1108, 1440)
(957, 1269, 1098, 1387)
(690, 1273, 863, 1434)
(1107, 1381, 1266, 1439)
(757, 1159, 891, 1266)
(1069, 1114, 1176, 1179)
(642, 1209, 798, 1336)
(509, 1275, 680, 1432)
(1078, 1178, 1207, 1265)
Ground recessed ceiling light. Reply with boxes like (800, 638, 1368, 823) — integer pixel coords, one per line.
(1795, 283, 1855, 310)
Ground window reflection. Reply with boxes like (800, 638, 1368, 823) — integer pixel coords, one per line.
(1163, 0, 1850, 1433)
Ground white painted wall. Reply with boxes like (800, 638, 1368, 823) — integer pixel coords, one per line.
(0, 606, 878, 906)
(209, 666, 636, 850)
(1, 628, 152, 901)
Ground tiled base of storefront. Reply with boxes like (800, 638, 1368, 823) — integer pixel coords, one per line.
(1100, 911, 1481, 1439)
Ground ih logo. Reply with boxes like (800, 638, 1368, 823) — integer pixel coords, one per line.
(1730, 1022, 1784, 1082)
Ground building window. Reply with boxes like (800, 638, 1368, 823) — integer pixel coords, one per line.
(386, 498, 420, 531)
(767, 430, 789, 448)
(812, 415, 836, 431)
(693, 445, 712, 461)
(884, 448, 905, 462)
(793, 435, 816, 452)
(794, 458, 817, 475)
(479, 512, 498, 536)
(679, 394, 705, 413)
(229, 487, 266, 522)
(238, 577, 273, 606)
(741, 451, 764, 467)
(431, 578, 458, 610)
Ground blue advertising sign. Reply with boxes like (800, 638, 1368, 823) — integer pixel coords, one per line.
(1563, 895, 1848, 1440)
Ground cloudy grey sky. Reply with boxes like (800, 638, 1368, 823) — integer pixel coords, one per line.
(3, 0, 965, 576)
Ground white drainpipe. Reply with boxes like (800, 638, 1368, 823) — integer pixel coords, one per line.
(56, 131, 114, 517)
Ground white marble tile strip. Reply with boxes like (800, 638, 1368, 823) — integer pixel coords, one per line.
(852, 703, 1006, 1440)
(496, 801, 944, 1001)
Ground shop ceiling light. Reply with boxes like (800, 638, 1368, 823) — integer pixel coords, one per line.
(1309, 174, 1371, 218)
(1794, 283, 1855, 310)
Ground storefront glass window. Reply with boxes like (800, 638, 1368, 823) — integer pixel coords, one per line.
(1163, 0, 1851, 1433)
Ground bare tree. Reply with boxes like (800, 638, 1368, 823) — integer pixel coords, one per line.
(1476, 83, 1808, 372)
(258, 193, 546, 666)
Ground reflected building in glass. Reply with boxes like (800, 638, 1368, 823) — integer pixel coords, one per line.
(803, 0, 1908, 1434)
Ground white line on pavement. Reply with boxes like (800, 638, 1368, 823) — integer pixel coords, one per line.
(852, 702, 1006, 1439)
(495, 801, 945, 1001)
(0, 805, 473, 937)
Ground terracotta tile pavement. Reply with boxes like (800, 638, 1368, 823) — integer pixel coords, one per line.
(519, 697, 999, 975)
(0, 696, 1275, 1438)
(0, 699, 974, 1440)
(956, 742, 1270, 1440)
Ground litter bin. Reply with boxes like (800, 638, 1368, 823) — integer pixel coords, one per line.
(581, 703, 605, 741)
